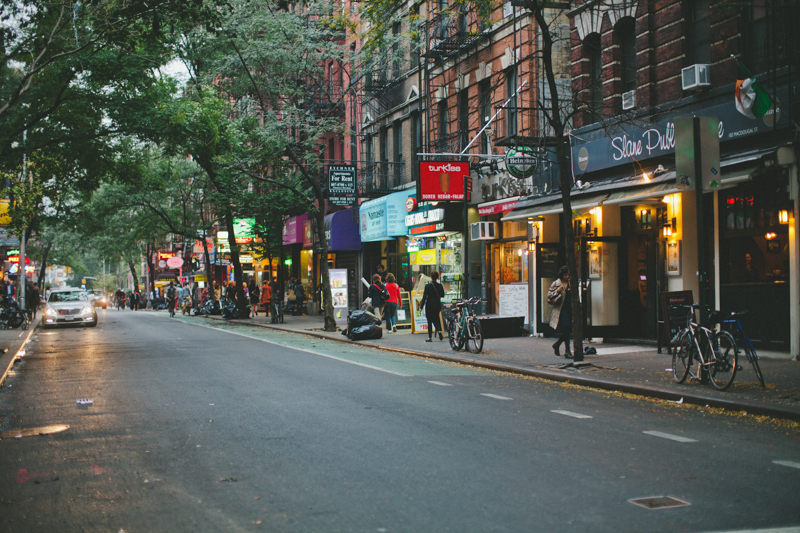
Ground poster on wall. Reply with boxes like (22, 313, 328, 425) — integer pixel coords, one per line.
(589, 248, 601, 279)
(667, 241, 681, 276)
(409, 290, 428, 334)
(330, 269, 349, 323)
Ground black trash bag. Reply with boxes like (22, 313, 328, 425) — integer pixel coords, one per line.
(347, 310, 376, 329)
(584, 346, 597, 355)
(350, 324, 383, 341)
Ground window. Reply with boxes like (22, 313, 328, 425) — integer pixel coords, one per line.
(459, 88, 469, 150)
(438, 99, 449, 139)
(351, 123, 357, 166)
(479, 79, 491, 154)
(412, 112, 422, 156)
(438, 0, 447, 13)
(393, 121, 403, 162)
(380, 128, 388, 162)
(410, 7, 420, 69)
(686, 0, 710, 65)
(505, 67, 518, 137)
(745, 0, 798, 74)
(584, 33, 603, 118)
(391, 23, 401, 78)
(364, 135, 374, 164)
(617, 18, 636, 93)
(328, 138, 335, 162)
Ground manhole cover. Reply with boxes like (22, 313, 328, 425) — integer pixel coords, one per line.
(0, 424, 69, 439)
(629, 496, 690, 510)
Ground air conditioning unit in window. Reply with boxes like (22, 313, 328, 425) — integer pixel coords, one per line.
(470, 221, 496, 241)
(681, 64, 711, 90)
(622, 90, 636, 110)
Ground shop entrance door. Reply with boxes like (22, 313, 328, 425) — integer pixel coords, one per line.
(386, 253, 411, 291)
(536, 243, 564, 332)
(579, 236, 621, 339)
(620, 234, 662, 339)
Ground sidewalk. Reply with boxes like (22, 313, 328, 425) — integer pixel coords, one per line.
(0, 318, 39, 388)
(204, 312, 800, 422)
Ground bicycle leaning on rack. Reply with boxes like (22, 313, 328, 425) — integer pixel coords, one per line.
(672, 304, 738, 391)
(445, 297, 483, 354)
(719, 310, 765, 388)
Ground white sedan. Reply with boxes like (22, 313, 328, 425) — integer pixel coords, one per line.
(42, 288, 98, 328)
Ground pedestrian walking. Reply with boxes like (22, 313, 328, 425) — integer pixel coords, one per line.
(260, 281, 271, 316)
(548, 266, 573, 358)
(368, 274, 388, 326)
(292, 279, 306, 316)
(249, 280, 259, 316)
(419, 270, 445, 342)
(384, 273, 401, 333)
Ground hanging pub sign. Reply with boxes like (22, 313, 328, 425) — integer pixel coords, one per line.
(419, 161, 471, 201)
(328, 165, 357, 207)
(505, 147, 538, 179)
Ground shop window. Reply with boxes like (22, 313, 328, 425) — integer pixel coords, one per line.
(502, 220, 527, 239)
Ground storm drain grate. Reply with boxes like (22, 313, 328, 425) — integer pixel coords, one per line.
(629, 496, 690, 510)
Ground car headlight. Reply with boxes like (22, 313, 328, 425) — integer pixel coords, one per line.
(45, 307, 57, 317)
(83, 306, 93, 314)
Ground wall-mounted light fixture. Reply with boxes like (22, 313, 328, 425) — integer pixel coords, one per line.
(778, 209, 789, 224)
(765, 232, 777, 240)
(663, 216, 677, 237)
(642, 172, 651, 183)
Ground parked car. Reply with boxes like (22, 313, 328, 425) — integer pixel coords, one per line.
(42, 288, 98, 328)
(89, 289, 108, 309)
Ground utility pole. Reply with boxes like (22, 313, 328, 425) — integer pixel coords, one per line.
(18, 130, 28, 311)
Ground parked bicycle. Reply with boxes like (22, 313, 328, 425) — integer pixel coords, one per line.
(270, 301, 284, 324)
(672, 304, 738, 391)
(719, 310, 765, 388)
(446, 297, 483, 354)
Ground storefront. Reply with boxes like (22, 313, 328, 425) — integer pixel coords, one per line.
(282, 213, 308, 285)
(405, 203, 465, 303)
(359, 188, 414, 289)
(322, 209, 362, 313)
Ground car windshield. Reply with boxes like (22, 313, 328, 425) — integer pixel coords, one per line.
(48, 291, 88, 303)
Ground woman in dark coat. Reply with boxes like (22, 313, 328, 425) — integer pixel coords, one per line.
(420, 271, 445, 342)
(548, 266, 572, 358)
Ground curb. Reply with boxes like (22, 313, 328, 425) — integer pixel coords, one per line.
(0, 318, 40, 389)
(202, 315, 800, 423)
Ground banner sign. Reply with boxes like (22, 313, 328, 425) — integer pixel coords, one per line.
(233, 218, 255, 244)
(328, 165, 357, 206)
(419, 162, 471, 201)
(571, 83, 791, 176)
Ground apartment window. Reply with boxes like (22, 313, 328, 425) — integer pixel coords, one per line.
(438, 0, 447, 12)
(585, 33, 603, 118)
(505, 67, 518, 137)
(686, 0, 710, 65)
(745, 0, 798, 74)
(459, 88, 469, 151)
(457, 4, 468, 34)
(393, 121, 403, 162)
(328, 138, 335, 162)
(391, 23, 401, 78)
(438, 99, 449, 139)
(410, 7, 420, 69)
(479, 79, 491, 154)
(351, 124, 357, 167)
(380, 128, 388, 162)
(412, 112, 422, 156)
(617, 17, 636, 93)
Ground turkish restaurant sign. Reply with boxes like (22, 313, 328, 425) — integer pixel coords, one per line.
(419, 162, 471, 201)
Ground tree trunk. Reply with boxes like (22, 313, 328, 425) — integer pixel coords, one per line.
(127, 260, 140, 295)
(37, 240, 52, 289)
(223, 207, 249, 318)
(531, 2, 584, 361)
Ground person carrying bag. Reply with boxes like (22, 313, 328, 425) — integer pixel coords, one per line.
(548, 266, 572, 358)
(368, 274, 388, 325)
(420, 271, 445, 342)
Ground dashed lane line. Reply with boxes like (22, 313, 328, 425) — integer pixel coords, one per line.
(773, 460, 800, 470)
(551, 410, 593, 419)
(643, 430, 698, 443)
(428, 381, 453, 387)
(696, 527, 800, 533)
(480, 393, 513, 401)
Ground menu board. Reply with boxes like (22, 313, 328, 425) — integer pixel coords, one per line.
(329, 269, 349, 324)
(396, 290, 412, 328)
(498, 283, 528, 323)
(409, 290, 428, 334)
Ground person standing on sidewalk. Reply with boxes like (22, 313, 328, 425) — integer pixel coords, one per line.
(420, 270, 445, 342)
(368, 274, 387, 325)
(384, 273, 401, 333)
(248, 280, 259, 316)
(548, 266, 573, 358)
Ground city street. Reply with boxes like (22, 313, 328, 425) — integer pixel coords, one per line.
(1, 310, 799, 532)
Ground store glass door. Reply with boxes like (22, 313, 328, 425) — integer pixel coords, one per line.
(580, 236, 621, 338)
(536, 243, 564, 332)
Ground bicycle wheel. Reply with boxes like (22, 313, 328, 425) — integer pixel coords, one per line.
(748, 349, 765, 388)
(709, 330, 738, 391)
(466, 318, 483, 354)
(448, 318, 461, 351)
(672, 330, 692, 383)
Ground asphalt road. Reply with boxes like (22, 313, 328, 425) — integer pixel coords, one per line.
(1, 309, 799, 533)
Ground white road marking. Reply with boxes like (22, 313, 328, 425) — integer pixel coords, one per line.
(428, 381, 453, 387)
(643, 430, 697, 443)
(480, 393, 512, 401)
(551, 410, 593, 419)
(161, 316, 411, 377)
(692, 526, 800, 533)
(773, 460, 800, 470)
